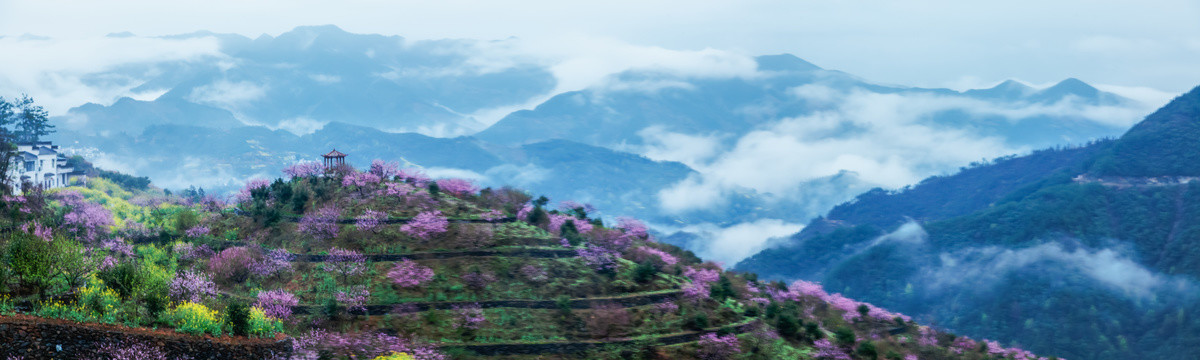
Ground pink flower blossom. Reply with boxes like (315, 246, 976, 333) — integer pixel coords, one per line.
(336, 286, 370, 313)
(917, 327, 938, 347)
(342, 171, 382, 188)
(57, 191, 113, 242)
(616, 217, 649, 240)
(400, 210, 448, 240)
(323, 248, 367, 281)
(479, 209, 505, 222)
(397, 168, 431, 186)
(517, 204, 533, 221)
(299, 205, 341, 240)
(452, 303, 485, 330)
(788, 279, 828, 298)
(251, 248, 295, 277)
(369, 159, 400, 178)
(256, 289, 299, 320)
(24, 222, 52, 242)
(184, 225, 210, 238)
(436, 178, 478, 197)
(461, 271, 497, 290)
(284, 161, 326, 178)
(355, 209, 387, 233)
(169, 270, 218, 303)
(387, 259, 435, 288)
(519, 265, 548, 283)
(632, 246, 679, 266)
(382, 182, 415, 197)
(812, 339, 852, 360)
(576, 245, 619, 272)
(697, 333, 741, 360)
(652, 301, 679, 314)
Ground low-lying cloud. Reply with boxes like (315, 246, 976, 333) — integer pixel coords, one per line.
(669, 219, 805, 266)
(653, 84, 1152, 214)
(927, 242, 1193, 299)
(0, 35, 223, 113)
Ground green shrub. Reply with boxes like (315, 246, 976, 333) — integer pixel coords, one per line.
(173, 210, 200, 234)
(885, 350, 904, 360)
(226, 301, 250, 336)
(856, 341, 878, 359)
(743, 305, 760, 317)
(834, 326, 856, 345)
(322, 297, 341, 319)
(98, 261, 141, 300)
(804, 321, 824, 340)
(555, 294, 572, 317)
(632, 262, 657, 283)
(291, 190, 309, 213)
(9, 233, 53, 295)
(776, 315, 799, 338)
(686, 313, 709, 331)
(710, 276, 736, 301)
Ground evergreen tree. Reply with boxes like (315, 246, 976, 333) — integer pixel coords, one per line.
(12, 95, 53, 143)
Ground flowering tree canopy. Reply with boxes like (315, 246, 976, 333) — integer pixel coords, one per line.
(57, 190, 114, 242)
(299, 204, 341, 240)
(356, 209, 387, 233)
(435, 178, 478, 197)
(255, 289, 299, 320)
(343, 171, 383, 188)
(396, 168, 430, 186)
(284, 161, 326, 178)
(400, 210, 448, 240)
(387, 259, 435, 288)
(169, 270, 218, 303)
(369, 159, 400, 179)
(697, 333, 742, 360)
(323, 248, 368, 282)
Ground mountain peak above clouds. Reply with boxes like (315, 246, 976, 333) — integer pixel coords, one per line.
(963, 79, 1035, 101)
(754, 53, 823, 72)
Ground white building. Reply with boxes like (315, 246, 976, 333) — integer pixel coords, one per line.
(7, 141, 74, 193)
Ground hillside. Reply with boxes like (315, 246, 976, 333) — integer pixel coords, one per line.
(0, 160, 1055, 359)
(735, 85, 1200, 360)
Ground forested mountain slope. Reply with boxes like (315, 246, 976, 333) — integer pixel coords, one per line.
(735, 86, 1200, 360)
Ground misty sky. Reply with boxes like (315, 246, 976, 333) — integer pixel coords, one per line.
(2, 0, 1198, 97)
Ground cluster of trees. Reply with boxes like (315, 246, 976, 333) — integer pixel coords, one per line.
(0, 95, 55, 193)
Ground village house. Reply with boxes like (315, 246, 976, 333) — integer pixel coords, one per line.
(6, 141, 75, 193)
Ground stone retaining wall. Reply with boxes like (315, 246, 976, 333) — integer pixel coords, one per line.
(0, 315, 292, 360)
(443, 319, 762, 356)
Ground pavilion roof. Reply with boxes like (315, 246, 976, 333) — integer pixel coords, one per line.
(322, 149, 347, 158)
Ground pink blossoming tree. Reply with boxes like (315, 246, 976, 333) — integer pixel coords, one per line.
(387, 259, 435, 288)
(401, 210, 448, 240)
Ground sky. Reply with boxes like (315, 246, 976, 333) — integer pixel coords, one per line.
(1, 0, 1198, 97)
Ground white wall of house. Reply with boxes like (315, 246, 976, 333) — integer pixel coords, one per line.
(6, 141, 75, 194)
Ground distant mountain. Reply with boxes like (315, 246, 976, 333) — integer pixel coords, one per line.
(734, 86, 1200, 360)
(60, 25, 556, 137)
(476, 56, 1133, 149)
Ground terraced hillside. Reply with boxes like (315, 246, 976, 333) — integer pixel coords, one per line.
(0, 159, 1056, 359)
